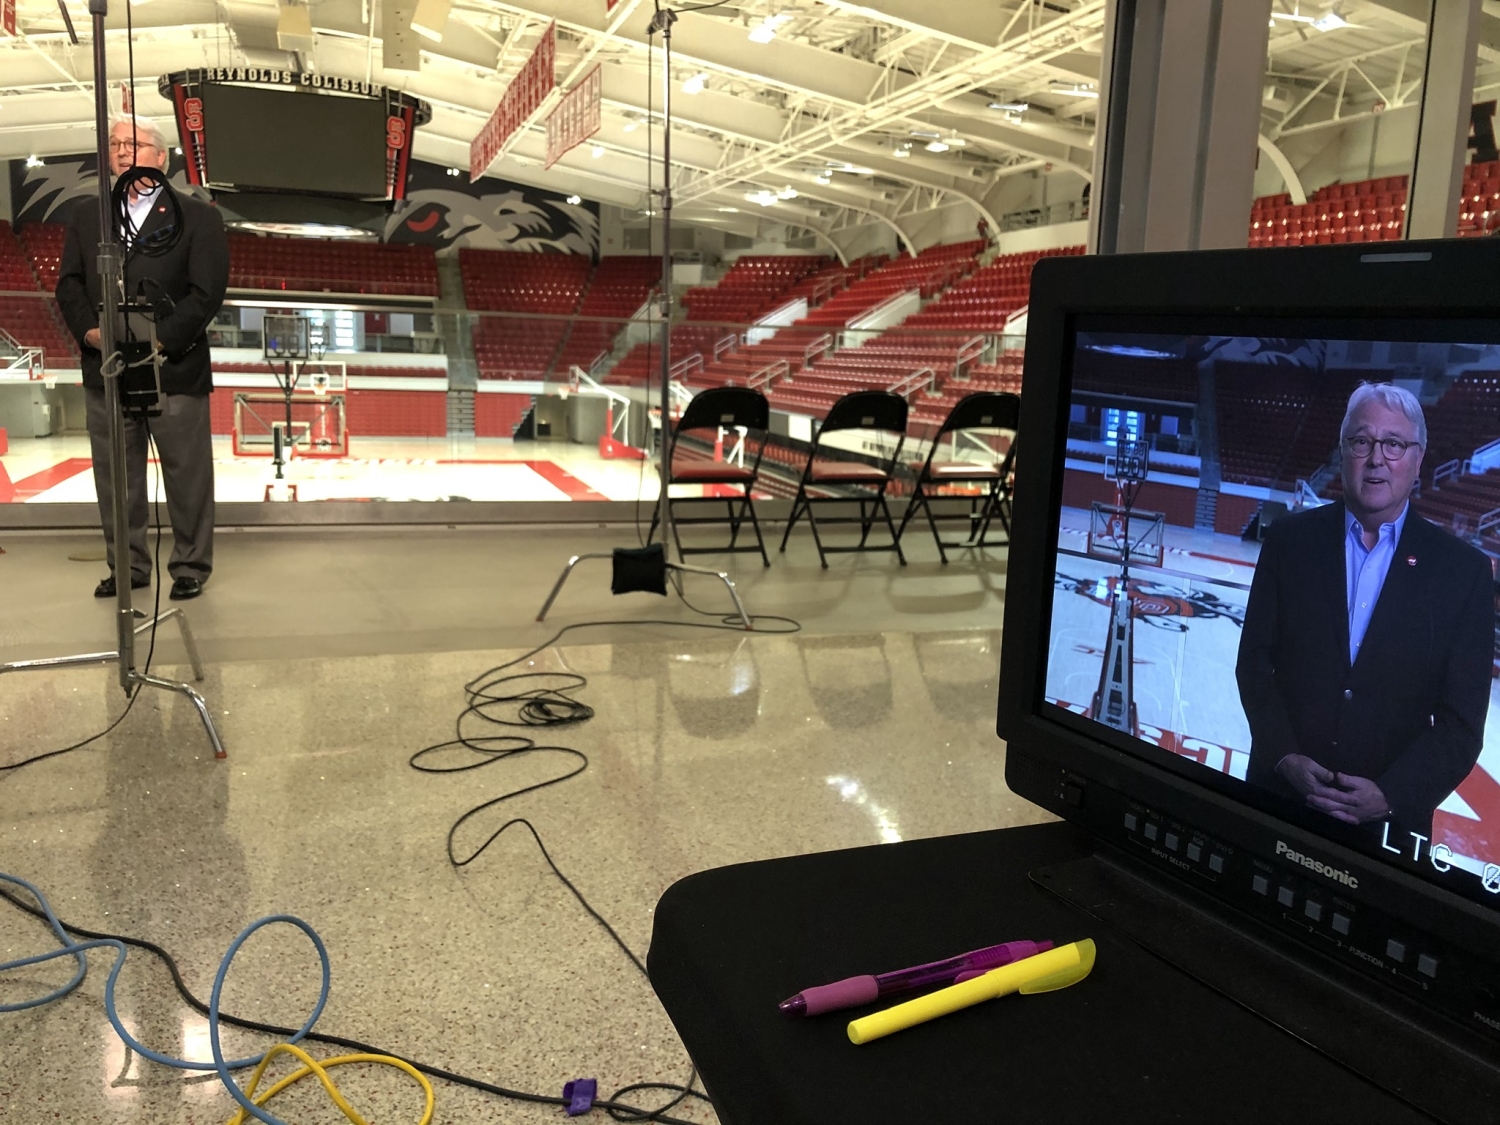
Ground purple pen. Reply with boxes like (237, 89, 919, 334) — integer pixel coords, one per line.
(778, 939, 1055, 1017)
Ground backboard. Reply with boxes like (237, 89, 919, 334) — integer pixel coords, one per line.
(1087, 502, 1165, 568)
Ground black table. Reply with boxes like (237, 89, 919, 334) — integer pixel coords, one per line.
(648, 822, 1429, 1124)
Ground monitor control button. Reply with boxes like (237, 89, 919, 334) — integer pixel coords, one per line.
(1062, 783, 1083, 808)
(1332, 912, 1351, 936)
(1304, 901, 1323, 923)
(1417, 954, 1438, 979)
(1123, 812, 1139, 832)
(1277, 886, 1295, 908)
(1386, 939, 1407, 964)
(1252, 875, 1269, 896)
(1208, 854, 1225, 874)
(1186, 842, 1202, 863)
(1144, 823, 1159, 842)
(1165, 832, 1180, 852)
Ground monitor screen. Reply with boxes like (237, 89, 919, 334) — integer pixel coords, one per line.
(1041, 320, 1500, 910)
(201, 84, 388, 198)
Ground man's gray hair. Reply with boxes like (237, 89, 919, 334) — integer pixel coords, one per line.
(1341, 381, 1427, 447)
(109, 115, 171, 152)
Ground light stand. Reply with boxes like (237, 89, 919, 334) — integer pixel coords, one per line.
(536, 3, 754, 629)
(1090, 432, 1149, 736)
(0, 0, 226, 759)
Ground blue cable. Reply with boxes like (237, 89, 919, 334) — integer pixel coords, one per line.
(1, 872, 331, 1124)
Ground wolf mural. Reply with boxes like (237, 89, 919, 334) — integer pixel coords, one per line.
(11, 155, 598, 256)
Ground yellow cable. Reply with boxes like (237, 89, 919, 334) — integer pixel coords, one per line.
(225, 1043, 435, 1125)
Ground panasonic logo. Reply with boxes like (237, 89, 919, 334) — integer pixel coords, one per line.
(1275, 840, 1360, 888)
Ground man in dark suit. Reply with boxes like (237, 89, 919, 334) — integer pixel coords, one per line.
(56, 115, 228, 601)
(1237, 382, 1495, 840)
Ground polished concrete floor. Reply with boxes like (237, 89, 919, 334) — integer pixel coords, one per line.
(0, 524, 1046, 1123)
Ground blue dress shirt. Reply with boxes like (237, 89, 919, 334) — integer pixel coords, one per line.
(1345, 503, 1408, 666)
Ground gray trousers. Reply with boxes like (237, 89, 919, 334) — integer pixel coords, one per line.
(85, 387, 214, 582)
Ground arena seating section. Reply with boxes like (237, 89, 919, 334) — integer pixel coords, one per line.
(0, 221, 78, 365)
(551, 256, 663, 375)
(1249, 161, 1500, 248)
(464, 250, 662, 385)
(226, 233, 439, 296)
(680, 256, 829, 323)
(609, 242, 1074, 436)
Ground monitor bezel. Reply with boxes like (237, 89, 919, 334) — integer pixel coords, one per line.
(997, 239, 1500, 965)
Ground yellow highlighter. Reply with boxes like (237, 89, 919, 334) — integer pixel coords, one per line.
(847, 939, 1096, 1045)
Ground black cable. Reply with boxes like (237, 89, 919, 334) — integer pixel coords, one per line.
(408, 616, 801, 1117)
(0, 884, 709, 1124)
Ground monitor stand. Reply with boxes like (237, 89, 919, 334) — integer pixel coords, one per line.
(1033, 849, 1500, 1125)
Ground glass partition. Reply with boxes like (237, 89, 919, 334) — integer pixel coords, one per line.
(1, 256, 1043, 520)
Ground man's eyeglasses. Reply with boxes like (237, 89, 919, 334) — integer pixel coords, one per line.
(108, 139, 158, 153)
(1344, 435, 1421, 459)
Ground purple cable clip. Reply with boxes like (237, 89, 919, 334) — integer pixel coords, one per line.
(563, 1077, 597, 1116)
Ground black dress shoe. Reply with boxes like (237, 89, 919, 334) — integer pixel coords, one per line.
(94, 575, 151, 598)
(169, 576, 204, 601)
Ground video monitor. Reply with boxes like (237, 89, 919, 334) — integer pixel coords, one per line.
(1051, 327, 1499, 898)
(997, 241, 1500, 1058)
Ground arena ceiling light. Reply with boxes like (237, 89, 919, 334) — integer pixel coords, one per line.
(682, 73, 708, 96)
(25, 155, 44, 167)
(566, 194, 582, 204)
(748, 13, 793, 44)
(1049, 81, 1098, 98)
(1311, 11, 1353, 31)
(591, 144, 607, 158)
(924, 139, 950, 153)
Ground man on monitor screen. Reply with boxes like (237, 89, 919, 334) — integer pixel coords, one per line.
(1236, 383, 1494, 840)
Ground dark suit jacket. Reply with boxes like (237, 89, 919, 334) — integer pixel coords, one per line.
(55, 184, 229, 397)
(1236, 502, 1495, 836)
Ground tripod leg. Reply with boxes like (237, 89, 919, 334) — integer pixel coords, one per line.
(131, 671, 227, 759)
(133, 607, 205, 682)
(536, 553, 612, 622)
(670, 563, 753, 630)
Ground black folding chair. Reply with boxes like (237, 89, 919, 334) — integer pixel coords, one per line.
(778, 390, 908, 568)
(896, 392, 1019, 564)
(649, 386, 771, 566)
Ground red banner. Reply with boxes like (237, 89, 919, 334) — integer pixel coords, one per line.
(2, 0, 16, 37)
(544, 65, 602, 170)
(470, 21, 556, 180)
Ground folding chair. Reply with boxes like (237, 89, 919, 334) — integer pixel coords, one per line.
(896, 392, 1019, 564)
(649, 386, 771, 566)
(778, 390, 908, 568)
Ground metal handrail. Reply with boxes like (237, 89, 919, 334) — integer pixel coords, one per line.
(953, 335, 985, 378)
(748, 358, 790, 391)
(886, 367, 936, 400)
(671, 353, 705, 380)
(1433, 458, 1464, 488)
(804, 333, 834, 366)
(1479, 505, 1500, 538)
(714, 334, 738, 361)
